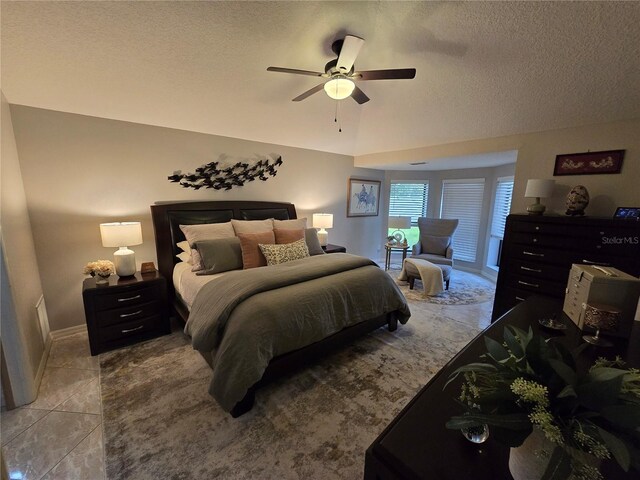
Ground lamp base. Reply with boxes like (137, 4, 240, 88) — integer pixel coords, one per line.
(527, 199, 546, 215)
(317, 228, 328, 247)
(114, 247, 136, 277)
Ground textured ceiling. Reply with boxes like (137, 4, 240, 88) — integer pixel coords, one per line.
(2, 1, 639, 158)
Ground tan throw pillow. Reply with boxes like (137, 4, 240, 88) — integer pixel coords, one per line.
(179, 222, 235, 246)
(273, 218, 307, 230)
(259, 238, 310, 266)
(231, 219, 274, 235)
(274, 228, 305, 244)
(237, 231, 275, 269)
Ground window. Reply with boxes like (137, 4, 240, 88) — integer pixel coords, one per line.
(488, 176, 514, 268)
(491, 177, 514, 239)
(389, 182, 429, 225)
(389, 181, 429, 248)
(440, 179, 485, 262)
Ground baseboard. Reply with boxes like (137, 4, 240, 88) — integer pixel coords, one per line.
(34, 334, 52, 390)
(49, 324, 88, 340)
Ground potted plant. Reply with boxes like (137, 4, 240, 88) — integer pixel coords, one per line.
(445, 325, 640, 479)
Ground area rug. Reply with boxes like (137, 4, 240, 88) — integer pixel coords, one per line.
(100, 278, 494, 480)
(387, 268, 495, 305)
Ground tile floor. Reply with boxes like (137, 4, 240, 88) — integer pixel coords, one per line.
(1, 330, 105, 480)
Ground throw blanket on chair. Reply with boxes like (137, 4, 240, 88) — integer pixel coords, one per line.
(398, 258, 445, 296)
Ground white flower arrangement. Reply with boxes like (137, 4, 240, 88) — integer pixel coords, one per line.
(83, 260, 115, 277)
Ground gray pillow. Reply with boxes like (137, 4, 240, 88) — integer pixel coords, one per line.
(421, 234, 450, 256)
(305, 228, 325, 256)
(194, 237, 243, 275)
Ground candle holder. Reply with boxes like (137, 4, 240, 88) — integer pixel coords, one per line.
(582, 303, 620, 347)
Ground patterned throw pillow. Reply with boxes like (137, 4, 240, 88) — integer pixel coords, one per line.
(259, 238, 310, 266)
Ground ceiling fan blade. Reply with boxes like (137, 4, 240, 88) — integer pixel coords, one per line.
(350, 85, 370, 104)
(336, 35, 365, 73)
(292, 83, 325, 102)
(354, 68, 416, 80)
(267, 67, 325, 77)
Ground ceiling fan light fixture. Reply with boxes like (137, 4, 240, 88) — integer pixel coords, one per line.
(324, 76, 355, 100)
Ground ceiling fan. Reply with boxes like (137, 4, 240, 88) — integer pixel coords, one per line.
(267, 35, 416, 104)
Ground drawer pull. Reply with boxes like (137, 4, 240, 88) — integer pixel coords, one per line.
(118, 295, 141, 302)
(121, 325, 144, 334)
(523, 251, 544, 257)
(581, 259, 610, 266)
(518, 280, 539, 288)
(515, 296, 525, 302)
(120, 310, 143, 318)
(535, 226, 540, 231)
(520, 266, 542, 273)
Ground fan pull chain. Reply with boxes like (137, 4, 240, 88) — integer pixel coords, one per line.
(334, 100, 342, 133)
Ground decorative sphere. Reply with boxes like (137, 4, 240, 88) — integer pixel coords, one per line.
(565, 185, 589, 216)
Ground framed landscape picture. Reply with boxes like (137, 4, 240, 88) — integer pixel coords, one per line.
(553, 150, 625, 176)
(347, 178, 381, 217)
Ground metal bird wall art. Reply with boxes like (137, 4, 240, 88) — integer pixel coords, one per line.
(168, 155, 283, 191)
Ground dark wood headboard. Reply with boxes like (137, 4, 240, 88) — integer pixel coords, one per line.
(150, 200, 297, 313)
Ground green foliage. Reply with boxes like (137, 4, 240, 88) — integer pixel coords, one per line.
(445, 326, 640, 478)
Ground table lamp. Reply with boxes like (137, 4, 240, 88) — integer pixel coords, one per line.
(100, 222, 143, 277)
(312, 213, 333, 246)
(525, 179, 555, 215)
(583, 303, 620, 347)
(388, 216, 411, 245)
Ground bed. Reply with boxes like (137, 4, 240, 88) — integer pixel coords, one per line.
(150, 200, 410, 416)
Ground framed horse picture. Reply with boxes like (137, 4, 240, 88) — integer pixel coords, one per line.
(347, 178, 381, 217)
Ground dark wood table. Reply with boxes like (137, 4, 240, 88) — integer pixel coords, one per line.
(364, 296, 639, 480)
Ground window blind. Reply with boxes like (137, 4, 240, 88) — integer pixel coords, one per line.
(389, 182, 429, 225)
(440, 179, 485, 262)
(491, 177, 514, 238)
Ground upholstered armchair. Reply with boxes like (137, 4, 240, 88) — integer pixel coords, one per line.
(410, 218, 459, 267)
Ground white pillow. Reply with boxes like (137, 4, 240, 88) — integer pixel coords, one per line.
(176, 251, 192, 263)
(273, 218, 307, 230)
(231, 219, 274, 234)
(179, 222, 235, 246)
(177, 240, 191, 254)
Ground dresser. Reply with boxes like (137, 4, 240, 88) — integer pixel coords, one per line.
(82, 271, 170, 355)
(364, 296, 640, 480)
(492, 214, 640, 321)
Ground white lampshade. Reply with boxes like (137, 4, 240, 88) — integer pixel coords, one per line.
(324, 77, 355, 100)
(312, 213, 334, 229)
(100, 222, 142, 277)
(525, 179, 555, 199)
(388, 216, 411, 230)
(313, 213, 333, 247)
(100, 222, 143, 247)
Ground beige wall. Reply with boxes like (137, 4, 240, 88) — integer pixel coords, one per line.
(10, 106, 385, 331)
(357, 119, 640, 217)
(1, 92, 46, 405)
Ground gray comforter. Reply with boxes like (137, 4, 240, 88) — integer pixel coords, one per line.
(184, 253, 410, 412)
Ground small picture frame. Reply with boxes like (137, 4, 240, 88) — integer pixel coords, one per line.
(140, 262, 157, 274)
(613, 207, 640, 220)
(553, 150, 625, 176)
(347, 178, 381, 217)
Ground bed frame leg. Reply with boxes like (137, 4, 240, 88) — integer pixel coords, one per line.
(388, 314, 398, 332)
(230, 389, 256, 417)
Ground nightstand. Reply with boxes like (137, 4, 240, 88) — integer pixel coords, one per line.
(322, 244, 346, 254)
(82, 271, 170, 355)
